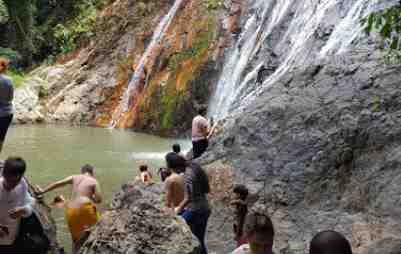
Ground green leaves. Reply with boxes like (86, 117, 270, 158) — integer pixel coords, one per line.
(0, 47, 21, 63)
(362, 4, 401, 63)
(0, 0, 8, 24)
(53, 0, 102, 54)
(204, 0, 223, 11)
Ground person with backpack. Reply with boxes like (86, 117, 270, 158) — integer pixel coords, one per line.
(166, 153, 211, 254)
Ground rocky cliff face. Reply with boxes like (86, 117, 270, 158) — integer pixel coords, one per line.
(202, 0, 401, 253)
(14, 0, 233, 136)
(78, 182, 200, 254)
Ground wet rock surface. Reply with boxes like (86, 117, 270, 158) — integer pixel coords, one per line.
(203, 50, 401, 254)
(78, 182, 200, 254)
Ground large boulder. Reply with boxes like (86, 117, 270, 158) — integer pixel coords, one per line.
(13, 76, 46, 124)
(78, 182, 200, 254)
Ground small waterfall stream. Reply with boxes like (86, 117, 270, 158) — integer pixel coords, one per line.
(209, 0, 398, 120)
(110, 0, 186, 127)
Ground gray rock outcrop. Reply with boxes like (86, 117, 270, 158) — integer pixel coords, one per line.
(202, 1, 401, 253)
(13, 76, 45, 124)
(78, 182, 200, 254)
(204, 50, 401, 254)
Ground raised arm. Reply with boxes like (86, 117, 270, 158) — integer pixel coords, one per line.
(39, 176, 74, 195)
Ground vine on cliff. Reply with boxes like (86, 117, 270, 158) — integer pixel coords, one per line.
(363, 4, 401, 63)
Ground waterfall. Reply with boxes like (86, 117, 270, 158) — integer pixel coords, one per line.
(110, 0, 185, 128)
(208, 0, 397, 120)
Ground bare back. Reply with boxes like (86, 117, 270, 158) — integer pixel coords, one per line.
(165, 173, 185, 208)
(69, 174, 100, 208)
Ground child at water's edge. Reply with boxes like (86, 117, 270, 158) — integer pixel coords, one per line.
(231, 184, 249, 247)
(135, 164, 153, 184)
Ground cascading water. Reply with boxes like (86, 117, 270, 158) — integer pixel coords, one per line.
(110, 0, 185, 128)
(209, 0, 398, 120)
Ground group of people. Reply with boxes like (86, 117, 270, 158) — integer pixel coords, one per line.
(228, 184, 354, 254)
(0, 155, 103, 254)
(0, 56, 355, 254)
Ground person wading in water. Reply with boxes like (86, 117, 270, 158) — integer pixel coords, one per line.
(0, 58, 14, 153)
(135, 164, 153, 184)
(36, 164, 102, 253)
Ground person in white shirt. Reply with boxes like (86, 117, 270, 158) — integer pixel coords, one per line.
(191, 107, 210, 159)
(0, 157, 35, 253)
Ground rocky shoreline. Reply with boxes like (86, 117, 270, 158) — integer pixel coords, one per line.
(76, 162, 237, 254)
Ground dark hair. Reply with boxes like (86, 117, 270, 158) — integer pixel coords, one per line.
(158, 167, 171, 182)
(3, 157, 26, 177)
(81, 164, 94, 175)
(244, 212, 274, 238)
(139, 165, 148, 172)
(53, 195, 64, 203)
(197, 106, 207, 116)
(172, 144, 181, 153)
(233, 184, 249, 200)
(310, 230, 353, 254)
(165, 152, 187, 173)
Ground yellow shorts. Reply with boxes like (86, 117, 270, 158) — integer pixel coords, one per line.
(65, 202, 100, 241)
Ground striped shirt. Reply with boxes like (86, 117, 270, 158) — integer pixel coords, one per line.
(184, 163, 209, 212)
(0, 75, 13, 117)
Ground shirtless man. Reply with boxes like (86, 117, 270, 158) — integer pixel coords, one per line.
(164, 152, 185, 214)
(36, 164, 102, 253)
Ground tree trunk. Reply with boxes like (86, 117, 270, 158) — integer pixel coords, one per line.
(4, 0, 34, 66)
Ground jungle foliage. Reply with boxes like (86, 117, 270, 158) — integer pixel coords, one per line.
(0, 0, 110, 68)
(363, 3, 401, 63)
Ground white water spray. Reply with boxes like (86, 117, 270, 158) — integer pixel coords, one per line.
(209, 0, 396, 120)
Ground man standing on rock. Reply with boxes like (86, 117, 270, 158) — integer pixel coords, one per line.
(37, 164, 102, 253)
(167, 153, 211, 254)
(192, 107, 210, 159)
(164, 152, 185, 214)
